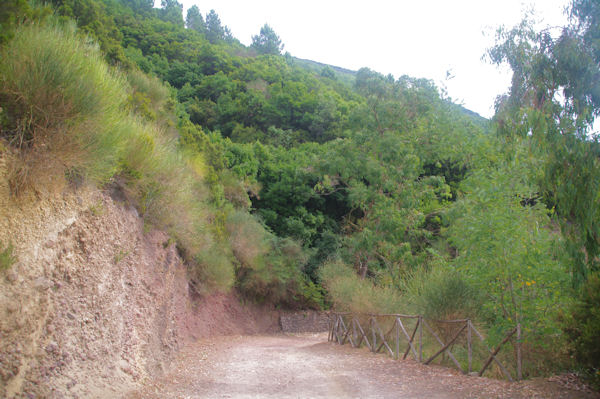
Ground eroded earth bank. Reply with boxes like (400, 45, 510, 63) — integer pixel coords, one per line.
(0, 176, 279, 398)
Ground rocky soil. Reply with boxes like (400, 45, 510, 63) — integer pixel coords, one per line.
(0, 159, 279, 398)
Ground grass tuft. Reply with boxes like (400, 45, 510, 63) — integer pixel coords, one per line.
(0, 22, 127, 195)
(0, 241, 17, 271)
(320, 260, 403, 314)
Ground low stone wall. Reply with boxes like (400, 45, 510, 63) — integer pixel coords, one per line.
(279, 311, 330, 333)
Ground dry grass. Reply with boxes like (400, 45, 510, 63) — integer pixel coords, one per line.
(0, 22, 237, 292)
(0, 22, 127, 195)
(319, 260, 403, 314)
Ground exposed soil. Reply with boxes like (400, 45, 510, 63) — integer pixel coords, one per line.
(129, 333, 599, 399)
(0, 156, 280, 399)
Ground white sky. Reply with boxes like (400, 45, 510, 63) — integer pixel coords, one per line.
(177, 0, 571, 118)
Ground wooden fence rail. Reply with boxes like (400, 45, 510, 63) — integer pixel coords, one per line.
(328, 312, 520, 382)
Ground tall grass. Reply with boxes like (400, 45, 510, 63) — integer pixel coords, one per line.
(226, 210, 321, 307)
(0, 22, 127, 194)
(399, 266, 482, 320)
(125, 68, 177, 131)
(0, 22, 238, 292)
(116, 117, 235, 291)
(320, 261, 403, 314)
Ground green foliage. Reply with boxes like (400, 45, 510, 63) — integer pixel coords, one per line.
(402, 266, 482, 321)
(489, 7, 600, 284)
(192, 243, 235, 294)
(319, 260, 403, 314)
(226, 210, 320, 307)
(158, 0, 183, 27)
(0, 241, 17, 271)
(185, 5, 204, 33)
(251, 24, 283, 55)
(0, 21, 128, 194)
(559, 273, 600, 386)
(0, 0, 30, 44)
(205, 9, 230, 44)
(447, 150, 570, 375)
(51, 0, 128, 65)
(0, 0, 51, 45)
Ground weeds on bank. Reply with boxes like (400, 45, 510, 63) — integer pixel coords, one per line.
(0, 22, 127, 195)
(0, 241, 16, 271)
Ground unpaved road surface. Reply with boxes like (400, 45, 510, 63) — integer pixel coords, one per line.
(128, 333, 598, 399)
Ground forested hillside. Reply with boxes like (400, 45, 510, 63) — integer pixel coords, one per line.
(1, 0, 599, 384)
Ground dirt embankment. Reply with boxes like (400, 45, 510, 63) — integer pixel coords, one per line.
(0, 167, 279, 398)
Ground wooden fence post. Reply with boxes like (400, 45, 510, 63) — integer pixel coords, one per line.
(516, 323, 522, 381)
(418, 315, 423, 362)
(478, 326, 517, 377)
(395, 318, 400, 360)
(371, 317, 376, 353)
(467, 319, 472, 374)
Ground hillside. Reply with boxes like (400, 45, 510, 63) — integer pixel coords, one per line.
(1, 0, 600, 393)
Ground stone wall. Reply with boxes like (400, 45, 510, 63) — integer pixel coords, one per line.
(279, 311, 330, 333)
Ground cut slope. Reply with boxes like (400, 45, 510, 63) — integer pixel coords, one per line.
(0, 171, 279, 398)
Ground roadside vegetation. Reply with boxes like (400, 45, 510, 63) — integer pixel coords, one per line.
(0, 0, 598, 385)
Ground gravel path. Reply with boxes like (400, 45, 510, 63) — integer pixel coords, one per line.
(128, 333, 598, 399)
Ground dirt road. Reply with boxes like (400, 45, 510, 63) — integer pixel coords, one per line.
(128, 333, 597, 399)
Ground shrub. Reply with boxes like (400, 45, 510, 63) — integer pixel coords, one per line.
(319, 260, 403, 314)
(226, 210, 314, 307)
(116, 119, 213, 266)
(0, 241, 16, 271)
(0, 22, 127, 194)
(126, 68, 176, 130)
(191, 243, 235, 294)
(560, 274, 600, 387)
(401, 266, 482, 320)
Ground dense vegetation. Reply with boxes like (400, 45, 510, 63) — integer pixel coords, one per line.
(1, 0, 599, 384)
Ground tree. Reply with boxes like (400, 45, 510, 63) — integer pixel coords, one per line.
(0, 0, 30, 44)
(158, 0, 183, 27)
(251, 24, 284, 55)
(488, 2, 600, 284)
(205, 9, 225, 43)
(185, 5, 205, 33)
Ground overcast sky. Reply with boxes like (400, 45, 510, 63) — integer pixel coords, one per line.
(177, 0, 571, 118)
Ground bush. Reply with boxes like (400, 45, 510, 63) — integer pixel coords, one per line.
(560, 274, 600, 387)
(0, 22, 127, 194)
(116, 119, 218, 276)
(126, 68, 176, 130)
(320, 260, 403, 314)
(226, 210, 315, 307)
(191, 243, 235, 294)
(401, 266, 482, 320)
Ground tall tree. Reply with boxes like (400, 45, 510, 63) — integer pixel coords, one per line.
(159, 0, 184, 27)
(251, 24, 284, 55)
(205, 9, 224, 43)
(185, 5, 205, 33)
(488, 1, 600, 284)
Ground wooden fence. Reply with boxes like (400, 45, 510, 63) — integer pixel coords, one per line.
(328, 312, 521, 381)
